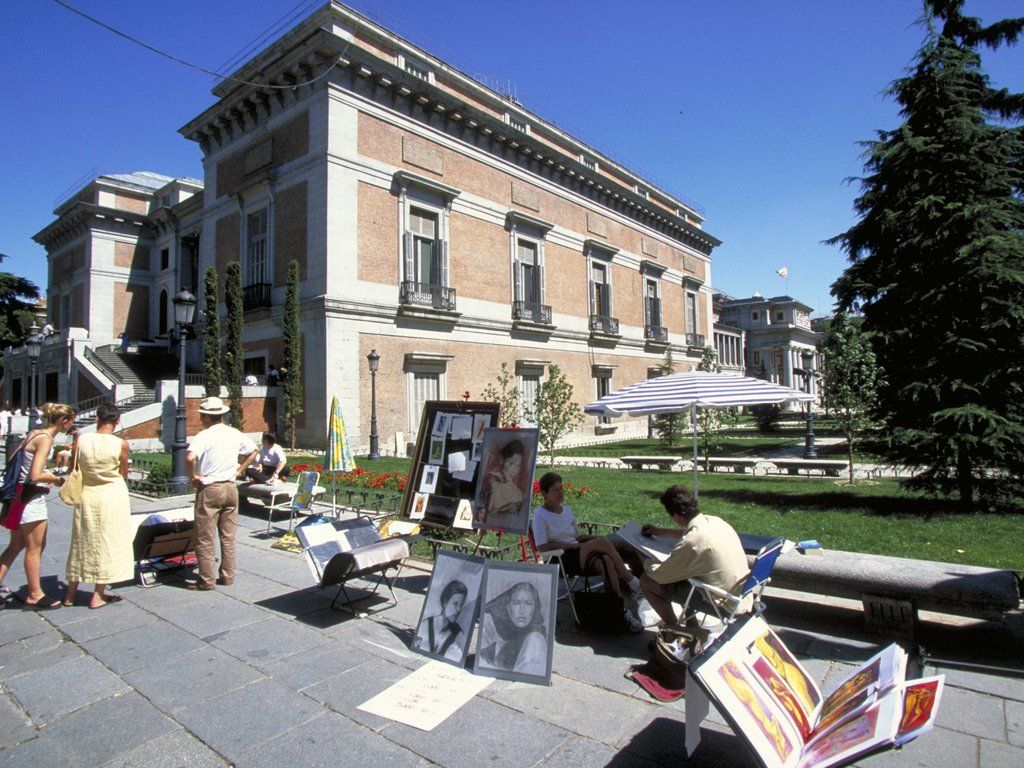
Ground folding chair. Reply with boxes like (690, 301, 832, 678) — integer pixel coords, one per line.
(133, 520, 197, 587)
(264, 470, 320, 534)
(301, 517, 413, 615)
(678, 535, 786, 638)
(527, 527, 599, 625)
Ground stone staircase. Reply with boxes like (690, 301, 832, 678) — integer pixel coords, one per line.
(74, 346, 183, 426)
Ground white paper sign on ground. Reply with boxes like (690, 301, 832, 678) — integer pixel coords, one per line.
(357, 661, 492, 731)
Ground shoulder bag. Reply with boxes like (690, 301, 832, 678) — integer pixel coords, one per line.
(573, 551, 629, 634)
(59, 439, 83, 506)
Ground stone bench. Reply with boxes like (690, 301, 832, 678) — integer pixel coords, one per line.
(705, 457, 762, 474)
(770, 458, 848, 477)
(762, 546, 1023, 638)
(620, 455, 678, 471)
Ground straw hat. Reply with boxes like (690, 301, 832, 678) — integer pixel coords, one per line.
(197, 396, 231, 415)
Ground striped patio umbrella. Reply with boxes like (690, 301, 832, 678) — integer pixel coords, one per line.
(584, 372, 813, 498)
(323, 395, 356, 514)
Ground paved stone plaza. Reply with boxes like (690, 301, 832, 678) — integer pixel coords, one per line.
(1, 496, 1021, 767)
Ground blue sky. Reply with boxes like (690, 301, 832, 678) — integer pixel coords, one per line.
(1, 0, 1021, 315)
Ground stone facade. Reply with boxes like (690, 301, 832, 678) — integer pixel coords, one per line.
(25, 4, 724, 452)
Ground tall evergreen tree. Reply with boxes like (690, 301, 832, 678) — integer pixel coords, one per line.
(224, 262, 244, 428)
(202, 267, 222, 398)
(829, 1, 1024, 508)
(0, 255, 41, 378)
(282, 260, 303, 449)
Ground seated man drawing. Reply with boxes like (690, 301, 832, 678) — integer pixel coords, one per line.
(531, 471, 644, 632)
(243, 431, 290, 483)
(639, 484, 750, 629)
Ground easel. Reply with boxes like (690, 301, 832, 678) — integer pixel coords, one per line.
(469, 529, 539, 563)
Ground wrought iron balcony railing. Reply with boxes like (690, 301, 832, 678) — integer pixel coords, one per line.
(588, 314, 620, 335)
(512, 300, 552, 325)
(645, 324, 668, 343)
(399, 281, 457, 312)
(685, 333, 705, 348)
(242, 282, 272, 311)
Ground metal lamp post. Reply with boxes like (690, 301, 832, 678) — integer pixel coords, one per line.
(25, 324, 42, 428)
(801, 349, 817, 459)
(169, 289, 198, 493)
(367, 349, 380, 460)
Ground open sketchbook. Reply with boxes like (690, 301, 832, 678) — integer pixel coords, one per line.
(295, 517, 383, 582)
(611, 521, 677, 562)
(689, 614, 944, 768)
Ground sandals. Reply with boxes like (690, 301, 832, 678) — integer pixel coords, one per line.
(89, 595, 124, 610)
(23, 598, 62, 611)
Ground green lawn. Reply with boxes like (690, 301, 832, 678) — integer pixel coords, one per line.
(129, 451, 1022, 569)
(553, 435, 886, 464)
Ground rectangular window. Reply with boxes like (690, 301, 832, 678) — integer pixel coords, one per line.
(596, 375, 611, 424)
(753, 351, 761, 365)
(404, 57, 431, 81)
(686, 291, 698, 334)
(591, 262, 609, 316)
(752, 311, 759, 322)
(518, 373, 540, 426)
(409, 207, 439, 286)
(243, 357, 266, 376)
(635, 185, 649, 199)
(776, 311, 785, 322)
(515, 239, 540, 304)
(246, 209, 268, 285)
(581, 154, 597, 171)
(160, 248, 169, 271)
(410, 371, 440, 435)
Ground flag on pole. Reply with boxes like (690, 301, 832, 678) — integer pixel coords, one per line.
(776, 266, 788, 278)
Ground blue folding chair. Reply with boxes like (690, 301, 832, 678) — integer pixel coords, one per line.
(678, 536, 786, 633)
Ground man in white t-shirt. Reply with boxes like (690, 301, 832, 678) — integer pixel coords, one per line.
(185, 397, 258, 590)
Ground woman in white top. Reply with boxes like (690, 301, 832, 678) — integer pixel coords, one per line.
(244, 431, 289, 483)
(531, 472, 642, 604)
(0, 402, 76, 609)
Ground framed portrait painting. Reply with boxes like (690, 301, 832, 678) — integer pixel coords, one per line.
(410, 551, 485, 668)
(473, 561, 558, 685)
(471, 428, 539, 536)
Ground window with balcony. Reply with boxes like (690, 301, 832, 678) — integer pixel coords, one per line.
(403, 56, 431, 81)
(395, 171, 459, 314)
(506, 113, 529, 133)
(244, 208, 272, 310)
(589, 261, 618, 335)
(581, 154, 598, 171)
(685, 290, 703, 348)
(644, 278, 666, 342)
(512, 238, 551, 324)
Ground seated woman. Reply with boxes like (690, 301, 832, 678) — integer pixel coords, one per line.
(531, 471, 644, 632)
(243, 431, 289, 483)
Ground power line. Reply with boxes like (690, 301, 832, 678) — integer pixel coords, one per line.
(50, 0, 339, 90)
(215, 0, 321, 76)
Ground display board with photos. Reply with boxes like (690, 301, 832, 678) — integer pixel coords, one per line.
(470, 427, 539, 537)
(401, 401, 502, 530)
(409, 551, 486, 668)
(688, 614, 944, 768)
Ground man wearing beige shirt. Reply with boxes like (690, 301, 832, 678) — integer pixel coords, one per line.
(185, 397, 258, 590)
(639, 484, 749, 628)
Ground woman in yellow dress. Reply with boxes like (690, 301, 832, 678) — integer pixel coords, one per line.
(63, 404, 133, 609)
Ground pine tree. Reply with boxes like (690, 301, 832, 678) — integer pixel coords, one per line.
(224, 262, 244, 428)
(201, 268, 222, 398)
(651, 350, 686, 446)
(829, 1, 1024, 508)
(0, 255, 40, 379)
(822, 318, 882, 484)
(527, 364, 584, 468)
(282, 260, 303, 449)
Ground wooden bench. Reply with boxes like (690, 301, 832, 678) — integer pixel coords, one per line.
(705, 457, 762, 474)
(620, 455, 678, 471)
(770, 458, 848, 477)
(762, 547, 1023, 639)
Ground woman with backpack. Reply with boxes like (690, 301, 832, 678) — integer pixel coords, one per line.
(0, 402, 76, 609)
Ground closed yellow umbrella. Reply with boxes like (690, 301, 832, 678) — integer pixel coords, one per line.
(323, 395, 356, 514)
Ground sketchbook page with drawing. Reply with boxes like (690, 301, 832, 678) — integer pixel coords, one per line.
(688, 614, 943, 768)
(612, 520, 677, 562)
